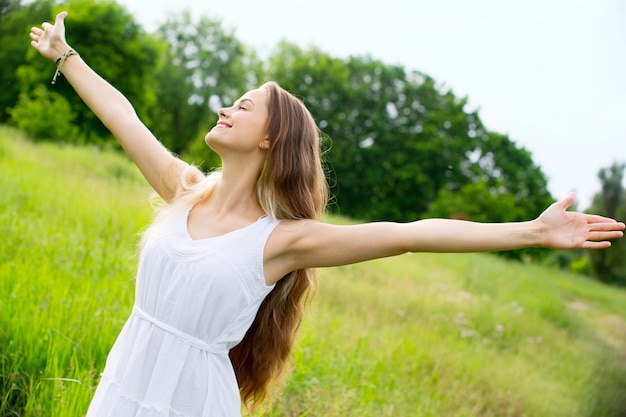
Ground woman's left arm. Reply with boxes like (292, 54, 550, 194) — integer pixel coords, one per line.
(269, 192, 624, 274)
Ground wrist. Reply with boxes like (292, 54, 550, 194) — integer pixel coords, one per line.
(527, 219, 545, 248)
(51, 48, 79, 85)
(44, 38, 72, 62)
(51, 44, 72, 62)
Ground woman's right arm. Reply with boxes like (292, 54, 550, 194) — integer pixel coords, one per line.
(30, 11, 200, 202)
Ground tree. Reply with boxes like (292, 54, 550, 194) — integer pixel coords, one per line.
(0, 0, 20, 22)
(153, 10, 258, 165)
(9, 85, 78, 141)
(598, 162, 625, 219)
(428, 180, 521, 223)
(428, 130, 555, 260)
(264, 44, 472, 220)
(588, 162, 626, 284)
(0, 0, 54, 122)
(13, 0, 161, 144)
(468, 131, 553, 219)
(263, 43, 553, 228)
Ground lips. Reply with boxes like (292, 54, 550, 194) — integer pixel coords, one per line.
(215, 120, 232, 128)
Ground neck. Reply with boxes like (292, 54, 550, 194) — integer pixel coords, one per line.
(209, 157, 265, 218)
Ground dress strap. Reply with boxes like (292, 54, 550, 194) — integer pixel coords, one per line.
(132, 306, 228, 355)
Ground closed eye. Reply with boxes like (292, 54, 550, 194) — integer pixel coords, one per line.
(235, 97, 255, 111)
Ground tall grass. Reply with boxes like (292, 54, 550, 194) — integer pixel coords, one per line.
(2, 125, 626, 417)
(0, 126, 152, 416)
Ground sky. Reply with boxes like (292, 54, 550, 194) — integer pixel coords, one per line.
(115, 0, 626, 210)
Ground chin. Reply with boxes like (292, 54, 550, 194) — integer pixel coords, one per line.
(205, 130, 219, 146)
(204, 133, 222, 155)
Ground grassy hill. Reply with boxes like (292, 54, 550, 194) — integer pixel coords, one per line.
(1, 125, 626, 417)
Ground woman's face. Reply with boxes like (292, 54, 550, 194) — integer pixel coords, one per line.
(205, 88, 270, 155)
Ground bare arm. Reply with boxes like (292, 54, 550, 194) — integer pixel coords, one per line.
(265, 193, 625, 283)
(29, 11, 201, 201)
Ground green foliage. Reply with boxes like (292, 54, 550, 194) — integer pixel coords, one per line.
(264, 44, 469, 221)
(13, 0, 162, 144)
(263, 43, 553, 226)
(570, 256, 591, 275)
(587, 162, 626, 285)
(426, 133, 554, 261)
(0, 0, 20, 20)
(151, 10, 258, 158)
(428, 180, 522, 222)
(544, 249, 590, 276)
(597, 162, 625, 219)
(9, 85, 78, 141)
(471, 131, 554, 218)
(4, 1, 554, 233)
(0, 0, 54, 122)
(2, 128, 626, 417)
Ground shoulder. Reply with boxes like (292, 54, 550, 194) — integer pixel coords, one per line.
(268, 218, 338, 246)
(262, 219, 324, 284)
(266, 219, 317, 252)
(266, 219, 382, 261)
(263, 219, 356, 271)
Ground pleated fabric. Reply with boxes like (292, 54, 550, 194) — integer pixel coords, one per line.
(86, 207, 279, 417)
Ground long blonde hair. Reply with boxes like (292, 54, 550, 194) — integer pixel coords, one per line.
(230, 81, 329, 411)
(143, 81, 329, 412)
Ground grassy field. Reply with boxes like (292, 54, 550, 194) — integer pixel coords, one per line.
(1, 125, 626, 417)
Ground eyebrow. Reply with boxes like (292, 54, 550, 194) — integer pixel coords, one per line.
(236, 98, 255, 107)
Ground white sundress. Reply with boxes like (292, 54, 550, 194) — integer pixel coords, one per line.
(86, 207, 280, 417)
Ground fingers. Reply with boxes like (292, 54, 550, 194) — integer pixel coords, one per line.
(581, 217, 624, 249)
(30, 30, 40, 42)
(582, 241, 612, 250)
(36, 11, 67, 32)
(588, 230, 624, 240)
(30, 25, 45, 46)
(30, 28, 43, 47)
(585, 214, 619, 224)
(30, 11, 69, 54)
(555, 191, 576, 211)
(55, 11, 69, 24)
(587, 218, 625, 231)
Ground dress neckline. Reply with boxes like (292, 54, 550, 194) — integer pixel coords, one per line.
(184, 206, 268, 242)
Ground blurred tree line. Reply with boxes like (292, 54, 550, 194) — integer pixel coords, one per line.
(2, 0, 623, 281)
(587, 163, 626, 284)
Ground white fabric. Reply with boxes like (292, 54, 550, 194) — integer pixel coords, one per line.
(86, 207, 279, 417)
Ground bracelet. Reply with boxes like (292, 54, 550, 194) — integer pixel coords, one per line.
(51, 48, 78, 85)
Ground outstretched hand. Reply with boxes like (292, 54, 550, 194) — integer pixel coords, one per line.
(537, 192, 624, 249)
(29, 11, 70, 61)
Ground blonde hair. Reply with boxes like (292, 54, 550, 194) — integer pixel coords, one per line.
(142, 81, 329, 412)
(231, 81, 329, 411)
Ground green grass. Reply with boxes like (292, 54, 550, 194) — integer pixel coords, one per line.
(2, 125, 626, 417)
(0, 126, 151, 416)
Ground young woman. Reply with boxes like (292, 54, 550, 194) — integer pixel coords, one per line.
(30, 12, 624, 417)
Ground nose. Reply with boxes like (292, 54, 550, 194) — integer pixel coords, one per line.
(218, 107, 230, 118)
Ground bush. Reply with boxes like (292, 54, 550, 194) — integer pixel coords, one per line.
(9, 85, 79, 142)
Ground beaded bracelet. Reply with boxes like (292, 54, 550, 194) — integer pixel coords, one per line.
(51, 48, 78, 85)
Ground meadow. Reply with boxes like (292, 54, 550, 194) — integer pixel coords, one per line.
(1, 125, 626, 417)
